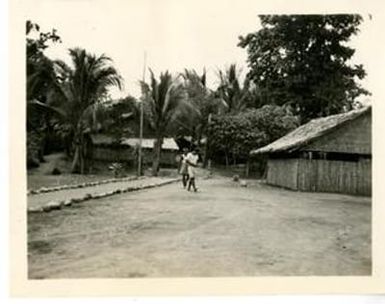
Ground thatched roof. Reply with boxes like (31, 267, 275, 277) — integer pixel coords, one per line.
(122, 138, 179, 150)
(91, 135, 179, 151)
(251, 106, 371, 155)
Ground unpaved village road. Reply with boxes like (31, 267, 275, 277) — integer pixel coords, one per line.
(28, 178, 371, 278)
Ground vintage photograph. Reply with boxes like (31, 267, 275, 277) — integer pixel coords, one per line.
(25, 1, 372, 280)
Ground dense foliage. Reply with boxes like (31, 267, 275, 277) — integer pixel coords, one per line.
(26, 20, 61, 103)
(239, 14, 369, 122)
(207, 105, 299, 165)
(97, 96, 138, 141)
(26, 21, 62, 167)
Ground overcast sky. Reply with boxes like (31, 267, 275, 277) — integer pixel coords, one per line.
(26, 0, 377, 101)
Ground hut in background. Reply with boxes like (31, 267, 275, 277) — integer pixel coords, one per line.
(251, 106, 371, 196)
(90, 135, 179, 167)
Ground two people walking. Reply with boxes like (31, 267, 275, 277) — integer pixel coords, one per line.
(179, 147, 199, 192)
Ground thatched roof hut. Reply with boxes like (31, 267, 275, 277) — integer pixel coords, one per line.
(252, 106, 371, 155)
(90, 135, 179, 151)
(89, 135, 179, 166)
(252, 106, 371, 196)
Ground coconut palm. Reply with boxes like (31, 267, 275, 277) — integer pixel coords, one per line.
(44, 48, 123, 173)
(140, 70, 187, 176)
(181, 69, 209, 142)
(182, 68, 228, 133)
(217, 64, 253, 113)
(182, 69, 227, 165)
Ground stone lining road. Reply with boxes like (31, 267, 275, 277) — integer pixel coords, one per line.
(28, 176, 178, 210)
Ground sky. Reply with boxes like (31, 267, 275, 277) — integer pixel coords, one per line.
(25, 0, 378, 101)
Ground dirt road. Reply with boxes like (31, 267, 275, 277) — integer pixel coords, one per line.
(28, 178, 371, 278)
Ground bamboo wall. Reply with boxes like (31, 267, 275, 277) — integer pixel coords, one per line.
(266, 159, 299, 190)
(297, 158, 371, 196)
(266, 158, 371, 196)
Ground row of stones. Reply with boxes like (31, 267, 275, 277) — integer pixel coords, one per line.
(27, 178, 180, 213)
(27, 176, 145, 195)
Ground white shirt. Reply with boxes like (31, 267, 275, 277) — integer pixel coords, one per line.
(186, 152, 199, 166)
(181, 153, 188, 164)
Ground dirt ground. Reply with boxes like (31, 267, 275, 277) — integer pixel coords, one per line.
(28, 177, 371, 278)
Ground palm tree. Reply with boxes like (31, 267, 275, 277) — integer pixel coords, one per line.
(182, 69, 227, 166)
(217, 64, 254, 113)
(44, 48, 123, 173)
(181, 69, 209, 143)
(140, 70, 187, 176)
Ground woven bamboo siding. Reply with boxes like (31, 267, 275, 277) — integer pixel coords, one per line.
(266, 159, 299, 190)
(297, 159, 371, 196)
(305, 112, 371, 154)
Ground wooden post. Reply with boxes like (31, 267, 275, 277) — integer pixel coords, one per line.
(245, 156, 250, 178)
(138, 52, 147, 176)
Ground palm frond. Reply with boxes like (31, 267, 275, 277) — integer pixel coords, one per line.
(140, 70, 189, 134)
(28, 99, 67, 118)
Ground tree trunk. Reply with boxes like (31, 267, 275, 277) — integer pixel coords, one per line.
(245, 157, 250, 178)
(203, 114, 212, 168)
(152, 136, 163, 176)
(80, 145, 85, 174)
(225, 151, 229, 168)
(196, 131, 202, 150)
(71, 132, 86, 174)
(203, 137, 209, 168)
(71, 145, 80, 173)
(191, 126, 196, 150)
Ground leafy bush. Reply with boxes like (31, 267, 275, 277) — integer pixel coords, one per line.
(207, 105, 298, 165)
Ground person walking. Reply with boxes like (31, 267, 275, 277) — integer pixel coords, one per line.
(186, 148, 199, 192)
(179, 147, 189, 188)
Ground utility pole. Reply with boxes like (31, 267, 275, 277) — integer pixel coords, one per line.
(138, 51, 147, 176)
